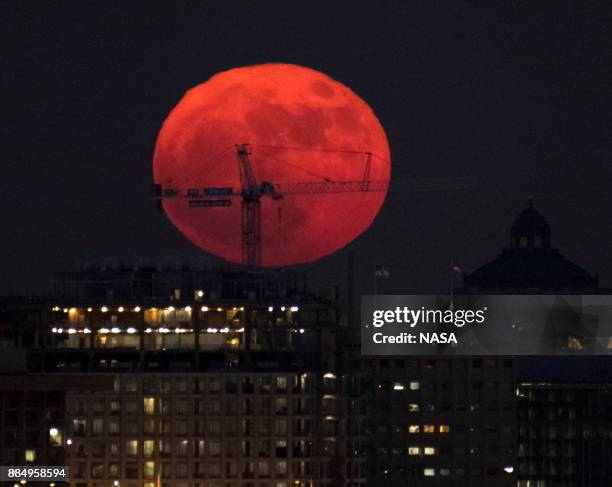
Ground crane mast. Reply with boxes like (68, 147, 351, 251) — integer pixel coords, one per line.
(236, 144, 263, 267)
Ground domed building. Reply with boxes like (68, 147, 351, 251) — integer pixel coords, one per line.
(464, 199, 598, 291)
(463, 200, 612, 487)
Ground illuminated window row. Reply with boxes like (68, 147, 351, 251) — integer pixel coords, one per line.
(380, 381, 420, 391)
(384, 466, 514, 477)
(51, 305, 297, 313)
(424, 467, 451, 476)
(408, 424, 451, 433)
(51, 327, 247, 334)
(105, 375, 312, 395)
(408, 446, 437, 455)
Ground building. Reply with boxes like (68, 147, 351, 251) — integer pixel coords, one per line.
(516, 358, 612, 487)
(465, 199, 611, 487)
(0, 263, 353, 487)
(359, 199, 607, 487)
(463, 199, 598, 291)
(357, 355, 516, 487)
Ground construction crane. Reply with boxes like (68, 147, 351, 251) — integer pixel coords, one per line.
(153, 143, 476, 267)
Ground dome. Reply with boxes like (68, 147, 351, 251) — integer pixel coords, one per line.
(464, 249, 598, 290)
(510, 198, 551, 249)
(464, 199, 598, 291)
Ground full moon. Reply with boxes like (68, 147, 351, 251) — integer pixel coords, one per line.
(153, 63, 390, 267)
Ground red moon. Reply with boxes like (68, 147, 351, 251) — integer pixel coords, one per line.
(153, 63, 390, 267)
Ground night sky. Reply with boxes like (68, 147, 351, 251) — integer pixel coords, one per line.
(5, 2, 612, 295)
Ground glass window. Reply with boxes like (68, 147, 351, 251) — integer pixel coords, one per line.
(125, 463, 138, 479)
(274, 419, 287, 435)
(276, 376, 287, 393)
(92, 419, 104, 435)
(176, 379, 189, 393)
(125, 440, 138, 455)
(144, 461, 155, 478)
(144, 440, 154, 457)
(208, 377, 221, 393)
(210, 441, 222, 456)
(110, 399, 121, 414)
(73, 419, 87, 435)
(258, 461, 270, 476)
(275, 398, 288, 414)
(109, 441, 119, 456)
(125, 399, 138, 414)
(176, 399, 189, 415)
(276, 461, 287, 476)
(143, 397, 155, 415)
(125, 378, 139, 393)
(91, 463, 104, 478)
(143, 419, 155, 435)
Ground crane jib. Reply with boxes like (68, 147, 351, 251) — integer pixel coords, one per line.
(204, 187, 234, 196)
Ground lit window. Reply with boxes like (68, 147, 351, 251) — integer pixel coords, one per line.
(424, 447, 436, 455)
(276, 376, 288, 391)
(408, 425, 420, 433)
(424, 424, 435, 433)
(144, 461, 155, 477)
(393, 383, 405, 391)
(125, 440, 138, 455)
(439, 425, 450, 433)
(408, 403, 420, 412)
(109, 463, 119, 477)
(410, 381, 420, 390)
(568, 336, 583, 350)
(143, 397, 155, 415)
(424, 468, 435, 476)
(49, 427, 62, 446)
(408, 446, 420, 455)
(25, 449, 36, 462)
(276, 461, 288, 476)
(258, 460, 270, 476)
(143, 440, 154, 457)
